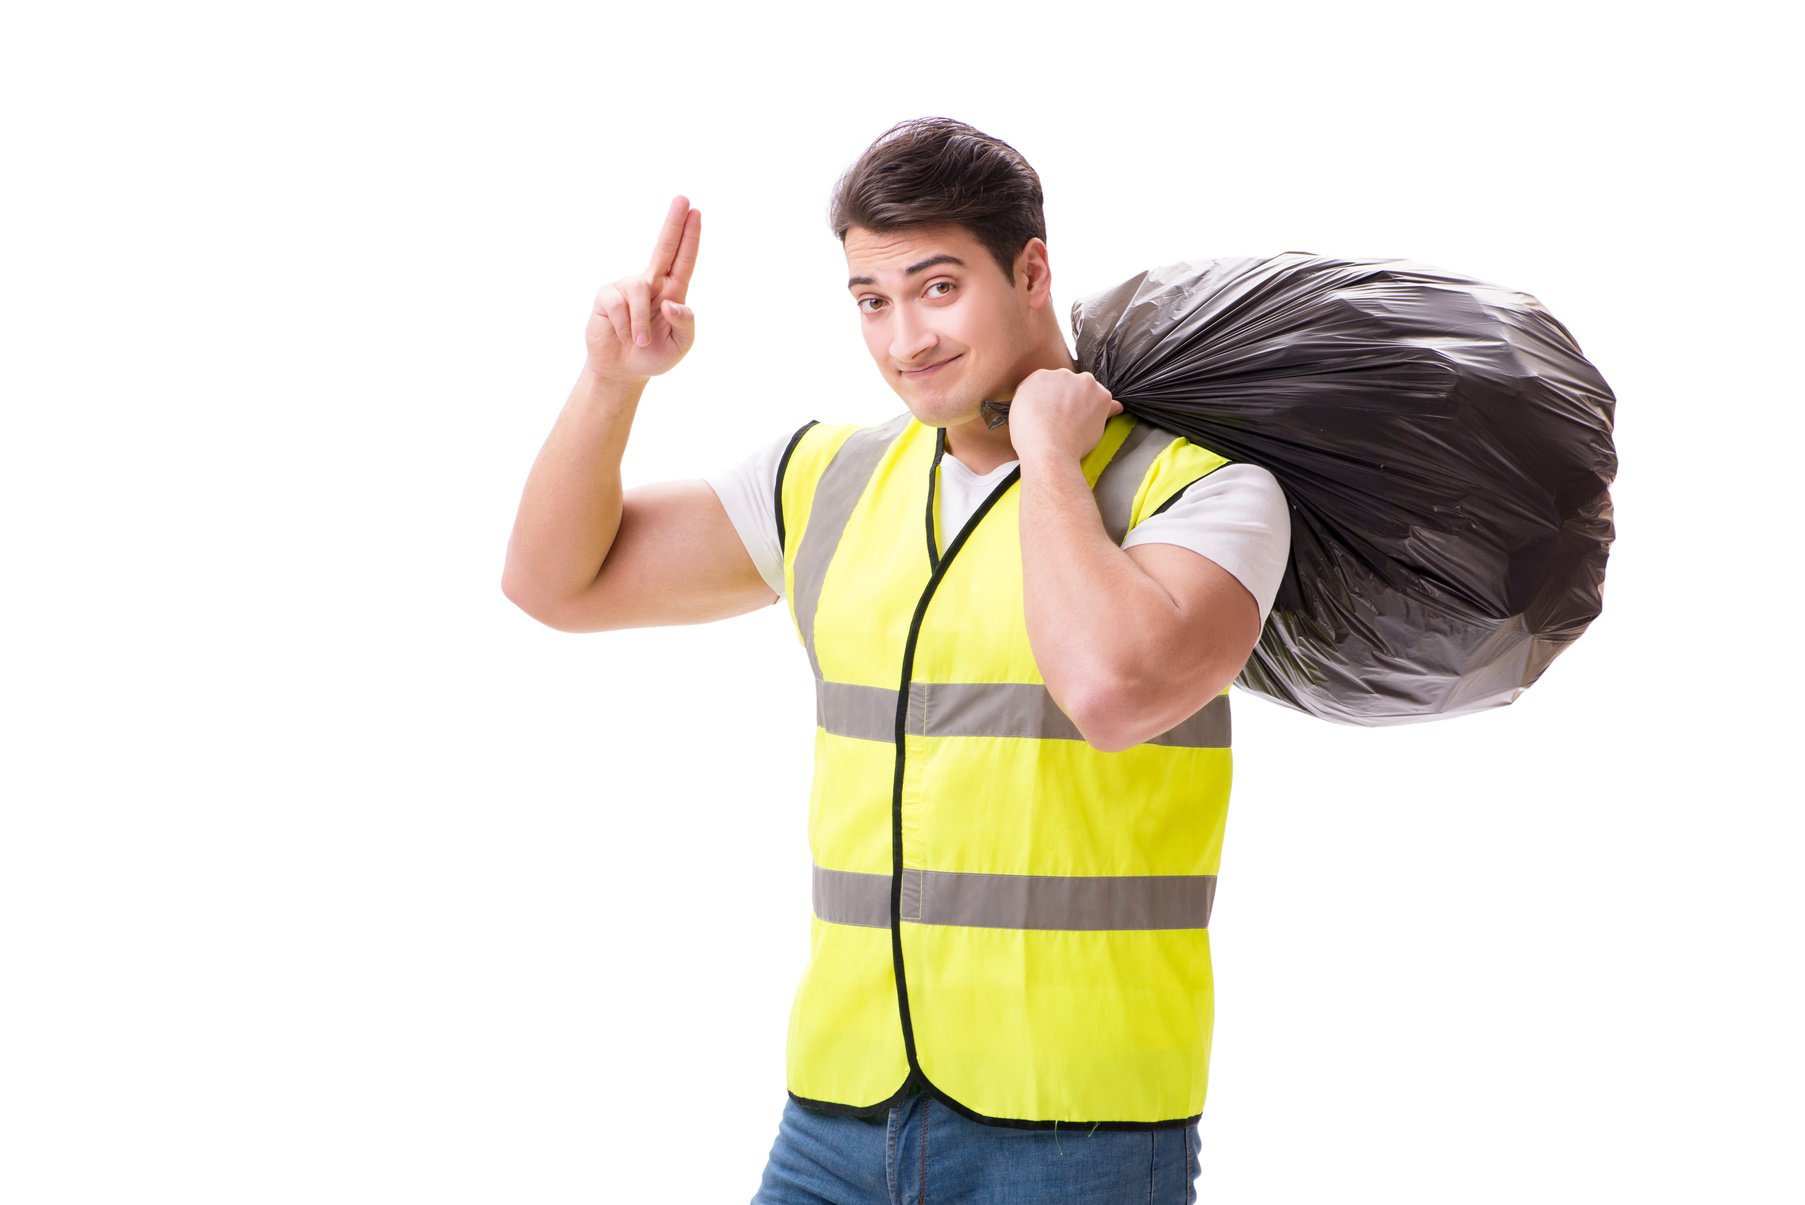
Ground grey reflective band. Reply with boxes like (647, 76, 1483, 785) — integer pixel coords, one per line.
(816, 679, 1231, 748)
(1146, 692, 1232, 749)
(813, 866, 895, 928)
(815, 680, 898, 743)
(814, 864, 1216, 931)
(791, 413, 912, 678)
(908, 679, 1084, 741)
(1090, 419, 1174, 546)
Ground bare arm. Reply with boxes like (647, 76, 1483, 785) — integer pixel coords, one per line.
(500, 368, 777, 631)
(1020, 451, 1259, 751)
(500, 196, 778, 631)
(1011, 369, 1261, 752)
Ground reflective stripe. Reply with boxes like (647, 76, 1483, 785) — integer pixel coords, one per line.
(1090, 419, 1172, 545)
(812, 865, 895, 928)
(814, 680, 898, 743)
(909, 680, 1085, 741)
(791, 414, 911, 678)
(814, 864, 1216, 931)
(1147, 692, 1232, 749)
(816, 679, 1231, 748)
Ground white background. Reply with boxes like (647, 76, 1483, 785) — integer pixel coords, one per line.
(4, 2, 1798, 1201)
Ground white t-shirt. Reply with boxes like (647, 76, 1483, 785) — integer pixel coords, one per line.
(704, 420, 1293, 622)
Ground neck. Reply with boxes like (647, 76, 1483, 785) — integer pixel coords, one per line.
(942, 329, 1078, 474)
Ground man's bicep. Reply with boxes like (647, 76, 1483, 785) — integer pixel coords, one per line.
(539, 479, 778, 632)
(1126, 543, 1264, 688)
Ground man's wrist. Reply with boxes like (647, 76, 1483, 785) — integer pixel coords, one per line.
(1015, 444, 1087, 480)
(574, 364, 650, 407)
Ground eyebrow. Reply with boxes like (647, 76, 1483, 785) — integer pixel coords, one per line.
(847, 254, 966, 291)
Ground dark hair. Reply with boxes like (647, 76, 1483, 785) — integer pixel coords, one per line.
(828, 117, 1046, 283)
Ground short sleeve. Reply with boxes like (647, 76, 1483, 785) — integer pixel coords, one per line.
(701, 431, 793, 598)
(1121, 463, 1292, 623)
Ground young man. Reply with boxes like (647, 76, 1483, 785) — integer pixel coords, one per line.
(503, 118, 1290, 1202)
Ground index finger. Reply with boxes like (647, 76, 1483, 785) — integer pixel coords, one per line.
(665, 207, 701, 303)
(646, 195, 691, 279)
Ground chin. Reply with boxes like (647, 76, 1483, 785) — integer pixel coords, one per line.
(889, 389, 970, 428)
(921, 401, 987, 430)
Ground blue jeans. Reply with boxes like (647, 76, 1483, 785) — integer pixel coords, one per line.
(751, 1081, 1202, 1203)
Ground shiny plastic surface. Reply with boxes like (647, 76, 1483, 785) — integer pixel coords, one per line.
(1073, 252, 1616, 725)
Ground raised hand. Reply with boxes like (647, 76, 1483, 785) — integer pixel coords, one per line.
(584, 195, 702, 383)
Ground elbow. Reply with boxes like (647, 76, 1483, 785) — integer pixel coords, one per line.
(1060, 674, 1146, 754)
(499, 556, 542, 613)
(1065, 663, 1241, 754)
(500, 573, 590, 633)
(500, 569, 530, 612)
(500, 570, 551, 623)
(1082, 728, 1140, 755)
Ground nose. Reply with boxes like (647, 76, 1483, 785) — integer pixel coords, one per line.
(888, 307, 938, 367)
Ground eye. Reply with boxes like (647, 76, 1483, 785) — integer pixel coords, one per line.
(926, 279, 956, 299)
(857, 296, 886, 314)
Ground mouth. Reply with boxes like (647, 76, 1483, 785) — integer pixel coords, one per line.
(900, 354, 961, 379)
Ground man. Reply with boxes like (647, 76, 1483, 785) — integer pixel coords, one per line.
(503, 118, 1290, 1202)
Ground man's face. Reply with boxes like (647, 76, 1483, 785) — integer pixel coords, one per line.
(843, 223, 1039, 430)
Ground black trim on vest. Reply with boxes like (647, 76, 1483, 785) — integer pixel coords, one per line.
(789, 1083, 1200, 1133)
(924, 426, 947, 572)
(772, 419, 820, 554)
(922, 1083, 1202, 1132)
(787, 1080, 920, 1120)
(1147, 469, 1223, 520)
(886, 463, 1025, 1123)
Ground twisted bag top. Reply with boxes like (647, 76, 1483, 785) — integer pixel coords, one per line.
(1073, 252, 1618, 726)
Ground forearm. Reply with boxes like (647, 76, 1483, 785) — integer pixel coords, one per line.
(1018, 452, 1181, 731)
(501, 367, 648, 608)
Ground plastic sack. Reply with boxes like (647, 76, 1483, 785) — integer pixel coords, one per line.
(1072, 252, 1616, 726)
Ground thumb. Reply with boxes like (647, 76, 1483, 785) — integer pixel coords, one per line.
(662, 299, 695, 347)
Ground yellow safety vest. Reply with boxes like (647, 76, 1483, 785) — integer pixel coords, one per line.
(776, 409, 1234, 1130)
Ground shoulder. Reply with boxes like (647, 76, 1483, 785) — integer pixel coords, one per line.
(1108, 420, 1228, 517)
(778, 412, 917, 501)
(692, 410, 910, 599)
(702, 426, 802, 507)
(1123, 416, 1288, 528)
(1117, 425, 1291, 622)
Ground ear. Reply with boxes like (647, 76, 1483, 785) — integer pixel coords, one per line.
(1014, 238, 1054, 309)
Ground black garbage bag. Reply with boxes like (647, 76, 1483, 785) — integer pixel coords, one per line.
(1072, 252, 1616, 726)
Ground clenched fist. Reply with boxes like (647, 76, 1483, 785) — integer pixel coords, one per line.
(585, 195, 701, 384)
(1007, 368, 1123, 467)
